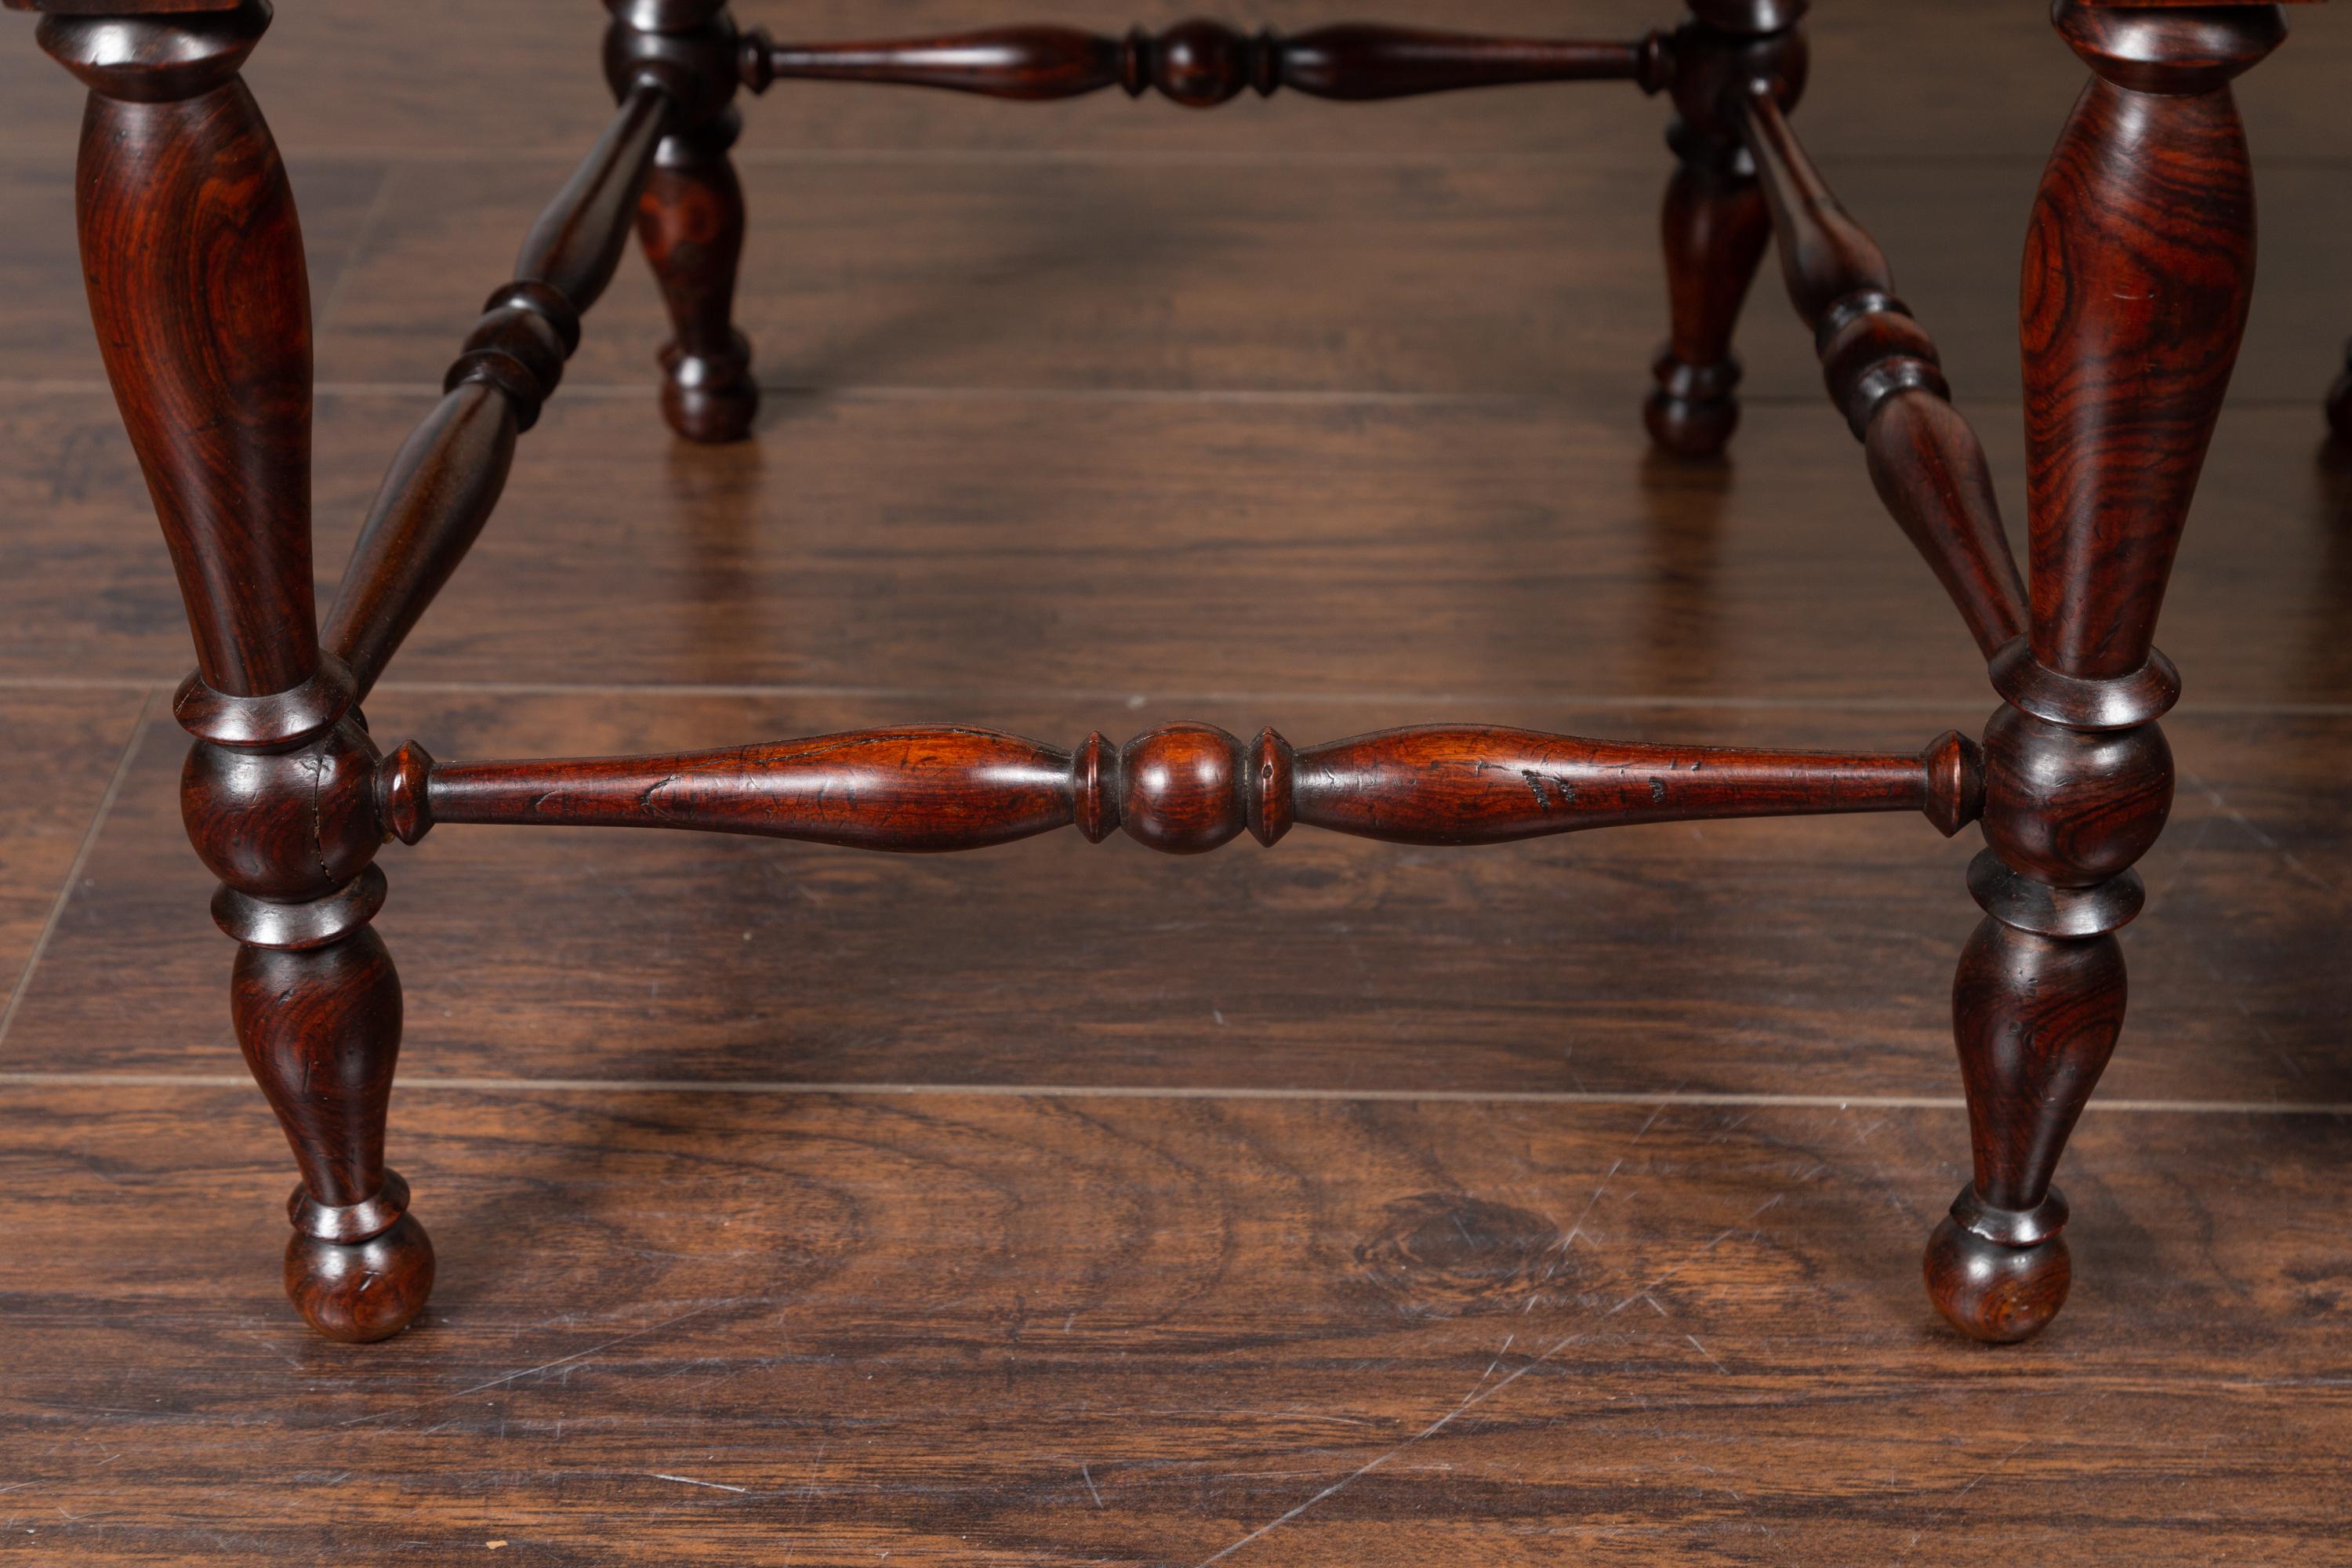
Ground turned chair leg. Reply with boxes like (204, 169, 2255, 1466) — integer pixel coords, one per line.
(609, 0, 759, 443)
(640, 111, 759, 442)
(1922, 0, 2281, 1342)
(1644, 0, 1806, 458)
(37, 0, 431, 1341)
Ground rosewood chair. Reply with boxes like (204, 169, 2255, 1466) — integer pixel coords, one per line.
(10, 0, 2311, 1346)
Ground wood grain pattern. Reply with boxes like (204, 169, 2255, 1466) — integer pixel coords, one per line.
(400, 721, 1974, 852)
(1918, 0, 2286, 1345)
(4, 0, 2352, 1542)
(2023, 2, 2278, 682)
(1, 1083, 2349, 1563)
(44, 0, 314, 700)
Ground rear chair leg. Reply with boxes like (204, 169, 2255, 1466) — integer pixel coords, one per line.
(610, 0, 760, 442)
(1645, 1, 1806, 458)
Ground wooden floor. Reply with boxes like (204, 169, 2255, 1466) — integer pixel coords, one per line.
(5, 2, 2352, 1563)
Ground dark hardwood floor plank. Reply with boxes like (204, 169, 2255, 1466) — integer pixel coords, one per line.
(289, 155, 2350, 410)
(5, 691, 2343, 1109)
(0, 158, 390, 390)
(0, 688, 149, 1018)
(1, 1084, 2346, 1565)
(5, 393, 2349, 709)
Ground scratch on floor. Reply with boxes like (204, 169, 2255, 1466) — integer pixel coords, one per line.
(652, 1474, 749, 1494)
(335, 1297, 750, 1428)
(1192, 1330, 1584, 1566)
(1558, 1159, 1624, 1255)
(1082, 1464, 1104, 1508)
(1685, 1334, 1729, 1376)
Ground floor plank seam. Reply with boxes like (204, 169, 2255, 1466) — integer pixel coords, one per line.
(4, 1071, 2346, 1116)
(0, 688, 152, 1048)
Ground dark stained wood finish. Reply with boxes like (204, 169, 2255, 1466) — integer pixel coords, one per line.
(321, 82, 679, 700)
(233, 932, 434, 1343)
(5, 0, 2332, 1377)
(1925, 0, 2285, 1345)
(743, 21, 1672, 105)
(5, 0, 2351, 1547)
(318, 381, 517, 703)
(2024, 2, 2281, 683)
(40, 0, 314, 702)
(1646, 160, 1772, 459)
(34, 1, 430, 1343)
(397, 721, 1980, 852)
(637, 112, 757, 442)
(1734, 83, 2028, 659)
(1642, 0, 1801, 459)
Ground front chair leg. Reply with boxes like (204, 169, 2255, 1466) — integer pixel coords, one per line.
(1644, 0, 1806, 458)
(610, 0, 759, 442)
(231, 917, 430, 1342)
(37, 0, 431, 1341)
(1925, 0, 2282, 1343)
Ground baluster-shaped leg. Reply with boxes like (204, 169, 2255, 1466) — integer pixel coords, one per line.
(609, 0, 758, 442)
(1644, 1, 1806, 457)
(1925, 0, 2284, 1343)
(36, 0, 430, 1341)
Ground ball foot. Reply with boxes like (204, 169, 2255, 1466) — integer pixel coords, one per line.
(1644, 390, 1739, 459)
(661, 334, 757, 445)
(285, 1213, 436, 1343)
(1923, 1214, 2069, 1344)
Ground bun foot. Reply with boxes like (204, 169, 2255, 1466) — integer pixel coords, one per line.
(285, 1214, 436, 1343)
(1644, 387, 1739, 459)
(1923, 1214, 2070, 1344)
(661, 336, 758, 445)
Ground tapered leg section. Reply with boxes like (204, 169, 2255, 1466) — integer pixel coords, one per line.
(1926, 0, 2284, 1342)
(640, 111, 757, 442)
(1643, 0, 1805, 457)
(234, 931, 433, 1344)
(1647, 159, 1771, 457)
(1927, 915, 2123, 1342)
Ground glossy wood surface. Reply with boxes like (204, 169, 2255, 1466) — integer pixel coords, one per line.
(745, 21, 1669, 104)
(1734, 83, 2028, 659)
(2022, 2, 2278, 682)
(44, 0, 314, 700)
(1924, 0, 2284, 1346)
(322, 82, 679, 700)
(4, 0, 2350, 1552)
(403, 721, 1975, 851)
